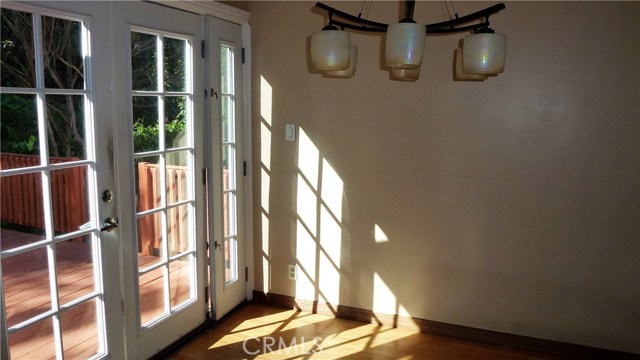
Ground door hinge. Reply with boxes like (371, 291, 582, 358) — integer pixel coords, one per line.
(201, 40, 206, 58)
(242, 47, 245, 64)
(202, 168, 208, 186)
(245, 267, 248, 282)
(243, 161, 247, 176)
(121, 298, 125, 315)
(205, 286, 209, 304)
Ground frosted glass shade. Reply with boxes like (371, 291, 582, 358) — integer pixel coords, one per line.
(462, 32, 506, 74)
(310, 29, 351, 71)
(324, 46, 358, 77)
(385, 22, 426, 69)
(391, 67, 420, 81)
(454, 48, 488, 81)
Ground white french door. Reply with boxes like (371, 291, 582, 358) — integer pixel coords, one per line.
(1, 1, 209, 359)
(207, 17, 247, 319)
(0, 1, 124, 359)
(110, 2, 207, 359)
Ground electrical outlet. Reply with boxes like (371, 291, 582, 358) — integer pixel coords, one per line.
(288, 264, 297, 280)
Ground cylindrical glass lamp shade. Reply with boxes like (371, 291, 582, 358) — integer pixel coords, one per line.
(324, 46, 358, 77)
(391, 66, 420, 81)
(385, 22, 426, 69)
(462, 32, 506, 74)
(454, 48, 488, 81)
(310, 29, 351, 71)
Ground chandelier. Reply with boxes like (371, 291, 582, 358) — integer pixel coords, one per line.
(310, 1, 507, 81)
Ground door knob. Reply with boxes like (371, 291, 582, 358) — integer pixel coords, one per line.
(100, 217, 119, 232)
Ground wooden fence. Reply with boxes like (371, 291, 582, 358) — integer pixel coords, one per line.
(137, 162, 189, 256)
(1, 153, 87, 234)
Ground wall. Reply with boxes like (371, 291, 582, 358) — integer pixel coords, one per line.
(248, 1, 640, 353)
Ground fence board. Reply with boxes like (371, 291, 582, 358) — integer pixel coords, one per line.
(1, 153, 86, 234)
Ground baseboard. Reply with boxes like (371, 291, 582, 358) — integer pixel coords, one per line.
(252, 291, 639, 360)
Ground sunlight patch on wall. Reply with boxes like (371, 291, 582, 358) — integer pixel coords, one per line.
(297, 128, 319, 190)
(373, 272, 396, 315)
(260, 76, 272, 125)
(374, 224, 389, 243)
(295, 127, 345, 308)
(320, 206, 341, 266)
(296, 219, 317, 300)
(320, 159, 343, 219)
(296, 174, 317, 236)
(261, 123, 272, 170)
(319, 250, 340, 304)
(259, 75, 273, 294)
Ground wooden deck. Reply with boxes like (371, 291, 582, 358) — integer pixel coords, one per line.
(2, 228, 191, 360)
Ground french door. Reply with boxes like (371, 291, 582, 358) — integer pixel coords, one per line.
(1, 1, 208, 359)
(207, 17, 247, 319)
(110, 2, 207, 359)
(0, 2, 124, 359)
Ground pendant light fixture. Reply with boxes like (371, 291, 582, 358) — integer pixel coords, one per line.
(310, 1, 507, 82)
(391, 67, 421, 81)
(385, 1, 425, 69)
(310, 19, 351, 71)
(324, 45, 358, 77)
(462, 26, 507, 75)
(454, 48, 489, 81)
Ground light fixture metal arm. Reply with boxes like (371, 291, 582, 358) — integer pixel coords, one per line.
(314, 2, 506, 34)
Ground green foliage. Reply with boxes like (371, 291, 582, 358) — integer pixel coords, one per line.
(0, 94, 39, 155)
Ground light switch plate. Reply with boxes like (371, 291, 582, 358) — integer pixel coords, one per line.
(285, 123, 296, 142)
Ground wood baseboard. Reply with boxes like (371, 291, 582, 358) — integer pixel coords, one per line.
(252, 291, 639, 359)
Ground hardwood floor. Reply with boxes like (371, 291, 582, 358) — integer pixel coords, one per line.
(165, 303, 560, 360)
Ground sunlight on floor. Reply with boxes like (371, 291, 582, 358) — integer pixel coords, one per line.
(206, 306, 420, 359)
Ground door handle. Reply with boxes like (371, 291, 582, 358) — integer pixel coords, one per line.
(100, 217, 119, 232)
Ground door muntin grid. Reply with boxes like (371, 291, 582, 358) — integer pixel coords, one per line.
(220, 44, 239, 285)
(1, 6, 107, 360)
(129, 28, 197, 329)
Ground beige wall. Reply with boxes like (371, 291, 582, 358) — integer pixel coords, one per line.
(248, 1, 639, 353)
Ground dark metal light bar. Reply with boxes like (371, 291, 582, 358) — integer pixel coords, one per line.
(314, 2, 506, 35)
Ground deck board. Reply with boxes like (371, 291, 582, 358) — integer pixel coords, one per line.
(2, 228, 193, 359)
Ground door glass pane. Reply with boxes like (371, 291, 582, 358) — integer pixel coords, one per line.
(222, 144, 235, 187)
(220, 46, 233, 94)
(42, 16, 84, 89)
(137, 212, 164, 269)
(167, 204, 189, 256)
(56, 236, 95, 306)
(166, 150, 189, 205)
(8, 317, 55, 360)
(165, 96, 187, 149)
(61, 299, 99, 359)
(221, 95, 234, 143)
(131, 32, 157, 91)
(0, 173, 46, 251)
(223, 191, 236, 237)
(139, 266, 166, 326)
(133, 96, 159, 153)
(135, 155, 161, 212)
(164, 37, 186, 92)
(0, 94, 39, 163)
(0, 9, 35, 88)
(224, 236, 237, 283)
(50, 166, 89, 235)
(46, 95, 86, 162)
(2, 246, 51, 328)
(169, 254, 193, 309)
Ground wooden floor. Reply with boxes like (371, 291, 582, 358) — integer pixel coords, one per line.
(165, 303, 560, 360)
(2, 228, 190, 360)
